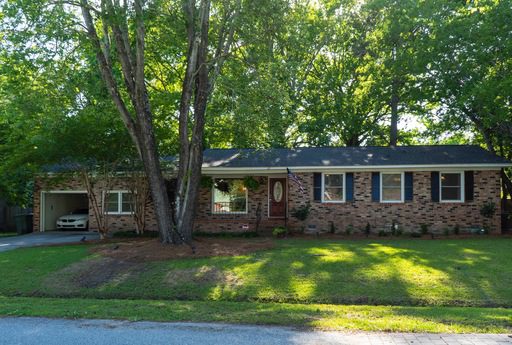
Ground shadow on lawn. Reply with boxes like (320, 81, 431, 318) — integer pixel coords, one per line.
(233, 239, 512, 307)
(19, 238, 512, 309)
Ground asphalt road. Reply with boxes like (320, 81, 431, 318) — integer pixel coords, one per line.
(0, 231, 99, 252)
(0, 317, 510, 345)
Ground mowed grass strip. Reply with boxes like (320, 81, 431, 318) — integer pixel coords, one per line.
(0, 296, 510, 333)
(1, 238, 512, 307)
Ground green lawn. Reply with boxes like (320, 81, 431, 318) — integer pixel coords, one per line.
(0, 237, 511, 332)
(0, 232, 16, 238)
(1, 296, 510, 333)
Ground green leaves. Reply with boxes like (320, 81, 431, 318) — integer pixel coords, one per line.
(0, 0, 511, 204)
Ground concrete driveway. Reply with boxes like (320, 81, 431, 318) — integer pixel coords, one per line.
(0, 317, 511, 345)
(0, 231, 99, 252)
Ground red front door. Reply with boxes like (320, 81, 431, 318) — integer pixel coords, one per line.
(269, 178, 286, 218)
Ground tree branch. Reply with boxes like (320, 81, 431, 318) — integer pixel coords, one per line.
(79, 0, 141, 156)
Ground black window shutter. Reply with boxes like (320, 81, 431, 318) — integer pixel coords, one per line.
(431, 171, 440, 202)
(465, 171, 474, 201)
(313, 173, 322, 201)
(404, 172, 413, 201)
(371, 172, 380, 202)
(346, 173, 354, 201)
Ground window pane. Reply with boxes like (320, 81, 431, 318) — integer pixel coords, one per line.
(382, 188, 401, 201)
(121, 192, 134, 213)
(106, 193, 119, 213)
(382, 174, 401, 188)
(324, 187, 343, 201)
(441, 173, 460, 187)
(325, 174, 343, 187)
(442, 187, 461, 201)
(213, 179, 247, 213)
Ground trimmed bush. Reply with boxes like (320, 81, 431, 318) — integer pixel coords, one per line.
(272, 227, 287, 238)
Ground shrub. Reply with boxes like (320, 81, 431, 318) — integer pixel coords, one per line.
(345, 224, 353, 236)
(364, 222, 371, 237)
(410, 232, 422, 238)
(480, 201, 496, 219)
(395, 227, 403, 236)
(420, 223, 429, 235)
(443, 228, 451, 236)
(453, 224, 460, 235)
(378, 230, 388, 237)
(272, 227, 287, 238)
(291, 202, 311, 221)
(329, 222, 336, 234)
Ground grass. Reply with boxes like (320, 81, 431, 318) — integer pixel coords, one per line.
(1, 296, 511, 333)
(0, 237, 511, 332)
(0, 232, 17, 238)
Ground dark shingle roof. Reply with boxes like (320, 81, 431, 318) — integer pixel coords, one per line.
(202, 145, 511, 168)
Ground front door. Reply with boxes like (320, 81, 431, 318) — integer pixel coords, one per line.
(269, 178, 286, 218)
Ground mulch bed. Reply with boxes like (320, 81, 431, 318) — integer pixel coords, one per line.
(90, 237, 275, 262)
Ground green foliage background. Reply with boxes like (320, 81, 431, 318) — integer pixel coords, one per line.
(0, 0, 511, 205)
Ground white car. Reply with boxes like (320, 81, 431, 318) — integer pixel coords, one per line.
(56, 209, 89, 230)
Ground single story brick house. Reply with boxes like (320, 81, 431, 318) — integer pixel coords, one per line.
(33, 145, 511, 234)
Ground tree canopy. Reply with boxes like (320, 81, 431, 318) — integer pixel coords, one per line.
(1, 0, 511, 206)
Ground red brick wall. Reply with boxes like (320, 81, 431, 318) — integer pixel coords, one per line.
(286, 171, 502, 234)
(33, 177, 158, 233)
(34, 170, 502, 235)
(194, 176, 286, 233)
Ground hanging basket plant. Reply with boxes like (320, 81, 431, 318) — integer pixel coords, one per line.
(243, 176, 260, 191)
(214, 179, 231, 193)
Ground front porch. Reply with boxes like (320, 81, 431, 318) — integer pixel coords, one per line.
(194, 175, 293, 233)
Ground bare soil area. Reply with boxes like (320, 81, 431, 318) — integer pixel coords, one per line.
(91, 237, 275, 262)
(44, 256, 146, 291)
(166, 265, 243, 288)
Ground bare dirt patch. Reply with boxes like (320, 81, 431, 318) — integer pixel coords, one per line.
(91, 237, 274, 262)
(166, 265, 242, 288)
(44, 256, 146, 292)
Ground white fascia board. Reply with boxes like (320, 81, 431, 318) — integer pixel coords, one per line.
(201, 163, 510, 175)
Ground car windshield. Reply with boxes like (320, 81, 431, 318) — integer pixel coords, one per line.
(72, 209, 88, 215)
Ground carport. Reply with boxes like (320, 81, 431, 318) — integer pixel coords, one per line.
(40, 191, 89, 231)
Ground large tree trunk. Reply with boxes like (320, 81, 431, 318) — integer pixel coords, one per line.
(80, 0, 173, 243)
(81, 0, 234, 245)
(175, 0, 211, 243)
(174, 0, 236, 242)
(138, 127, 173, 243)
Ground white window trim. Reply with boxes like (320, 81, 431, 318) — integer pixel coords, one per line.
(104, 190, 134, 215)
(439, 171, 465, 203)
(321, 173, 346, 203)
(211, 179, 249, 214)
(380, 172, 405, 203)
